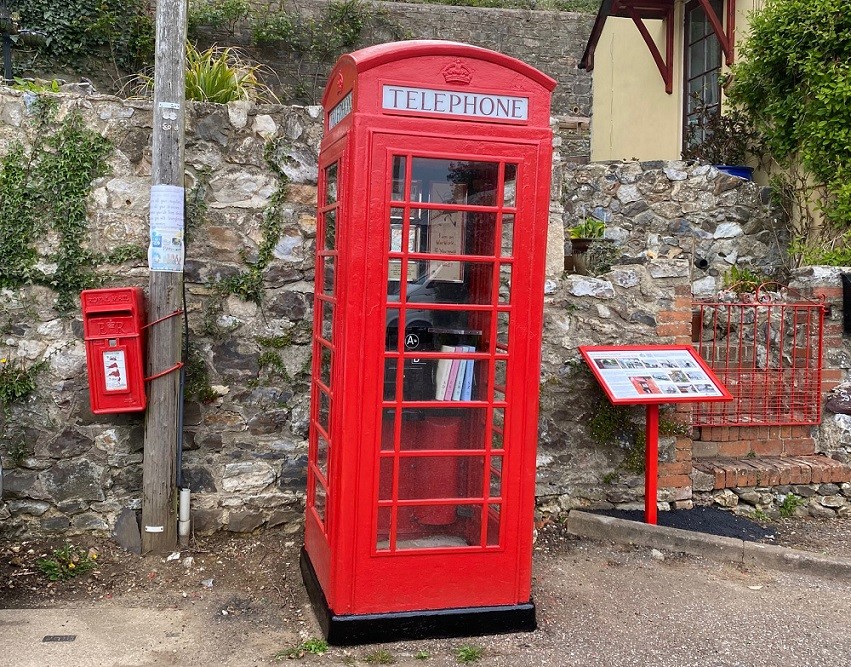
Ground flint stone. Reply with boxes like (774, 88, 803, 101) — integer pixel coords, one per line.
(278, 454, 308, 489)
(227, 510, 265, 533)
(248, 410, 289, 435)
(792, 485, 817, 498)
(192, 508, 225, 535)
(182, 465, 217, 493)
(819, 494, 845, 508)
(222, 462, 276, 492)
(113, 508, 142, 554)
(567, 276, 615, 299)
(6, 500, 51, 516)
(57, 499, 89, 514)
(648, 259, 689, 278)
(609, 269, 640, 288)
(818, 483, 841, 496)
(39, 428, 92, 459)
(691, 469, 714, 493)
(196, 110, 229, 145)
(841, 483, 851, 497)
(73, 513, 108, 531)
(664, 167, 688, 181)
(713, 222, 743, 239)
(3, 469, 37, 499)
(736, 489, 761, 505)
(713, 489, 738, 507)
(808, 500, 836, 518)
(692, 276, 717, 296)
(41, 515, 71, 532)
(267, 508, 300, 529)
(616, 184, 641, 203)
(226, 101, 250, 129)
(826, 391, 851, 415)
(38, 460, 105, 503)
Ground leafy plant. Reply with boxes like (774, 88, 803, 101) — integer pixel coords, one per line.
(779, 493, 805, 518)
(414, 650, 431, 660)
(274, 637, 329, 660)
(16, 0, 154, 75)
(728, 0, 851, 241)
(365, 649, 396, 664)
(588, 398, 646, 474)
(188, 0, 250, 35)
(134, 43, 278, 104)
(682, 102, 761, 166)
(11, 78, 61, 93)
(569, 217, 605, 239)
(722, 266, 769, 295)
(36, 543, 98, 581)
(455, 646, 484, 663)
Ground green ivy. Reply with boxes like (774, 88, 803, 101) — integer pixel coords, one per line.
(0, 98, 117, 311)
(729, 0, 851, 245)
(214, 137, 289, 305)
(188, 0, 250, 35)
(16, 0, 154, 74)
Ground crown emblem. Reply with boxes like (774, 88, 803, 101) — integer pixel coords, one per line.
(441, 59, 473, 85)
(336, 72, 344, 92)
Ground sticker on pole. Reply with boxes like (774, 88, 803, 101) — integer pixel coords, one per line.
(103, 349, 129, 392)
(148, 184, 185, 273)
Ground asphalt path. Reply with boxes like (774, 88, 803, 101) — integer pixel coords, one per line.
(2, 532, 850, 667)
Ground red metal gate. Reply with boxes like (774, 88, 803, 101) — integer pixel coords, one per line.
(691, 288, 826, 427)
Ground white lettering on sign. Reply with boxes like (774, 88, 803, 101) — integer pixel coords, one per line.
(329, 92, 352, 129)
(382, 85, 528, 121)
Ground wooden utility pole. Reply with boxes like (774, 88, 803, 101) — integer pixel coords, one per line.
(142, 0, 187, 554)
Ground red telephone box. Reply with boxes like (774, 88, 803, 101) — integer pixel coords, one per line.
(81, 287, 147, 414)
(302, 41, 555, 644)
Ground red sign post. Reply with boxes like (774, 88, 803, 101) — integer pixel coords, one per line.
(579, 345, 733, 524)
(302, 41, 556, 644)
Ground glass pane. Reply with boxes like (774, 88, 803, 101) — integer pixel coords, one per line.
(323, 256, 335, 295)
(497, 310, 510, 348)
(400, 357, 487, 402)
(503, 164, 517, 207)
(492, 407, 505, 451)
(389, 207, 419, 255)
(398, 456, 484, 499)
(321, 301, 333, 342)
(489, 456, 503, 498)
(409, 209, 499, 259)
(689, 42, 705, 77)
(381, 408, 396, 451)
(411, 158, 500, 208)
(313, 478, 326, 522)
(494, 359, 508, 398)
(387, 260, 495, 305)
(318, 390, 330, 433)
(316, 433, 329, 479)
(319, 343, 331, 387)
(325, 163, 338, 205)
(324, 209, 336, 250)
(376, 506, 391, 550)
(379, 456, 394, 501)
(501, 215, 514, 257)
(398, 408, 487, 450)
(486, 504, 501, 546)
(499, 263, 512, 303)
(391, 156, 407, 201)
(395, 504, 481, 550)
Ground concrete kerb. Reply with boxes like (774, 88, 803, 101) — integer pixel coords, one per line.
(566, 510, 851, 579)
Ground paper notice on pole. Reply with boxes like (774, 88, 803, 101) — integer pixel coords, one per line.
(148, 184, 185, 273)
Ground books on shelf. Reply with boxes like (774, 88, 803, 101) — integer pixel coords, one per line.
(434, 345, 455, 400)
(434, 345, 475, 401)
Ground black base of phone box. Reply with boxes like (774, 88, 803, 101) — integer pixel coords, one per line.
(300, 548, 536, 646)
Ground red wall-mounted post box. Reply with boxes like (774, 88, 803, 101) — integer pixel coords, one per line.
(301, 41, 556, 644)
(81, 287, 147, 414)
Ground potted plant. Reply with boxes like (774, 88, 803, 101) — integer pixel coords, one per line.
(567, 217, 606, 275)
(681, 102, 761, 180)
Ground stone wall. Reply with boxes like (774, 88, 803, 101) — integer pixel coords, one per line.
(0, 91, 848, 537)
(196, 0, 595, 116)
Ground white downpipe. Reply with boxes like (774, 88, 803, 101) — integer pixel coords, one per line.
(178, 487, 191, 545)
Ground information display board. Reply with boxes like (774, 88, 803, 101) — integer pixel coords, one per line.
(579, 344, 732, 525)
(579, 345, 732, 404)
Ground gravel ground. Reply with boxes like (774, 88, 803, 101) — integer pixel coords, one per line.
(3, 515, 851, 666)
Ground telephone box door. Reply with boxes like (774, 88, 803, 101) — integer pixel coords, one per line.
(350, 133, 545, 614)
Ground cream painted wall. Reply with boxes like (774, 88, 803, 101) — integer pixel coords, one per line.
(590, 15, 683, 161)
(590, 0, 764, 162)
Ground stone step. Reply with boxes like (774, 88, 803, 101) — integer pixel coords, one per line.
(693, 455, 851, 490)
